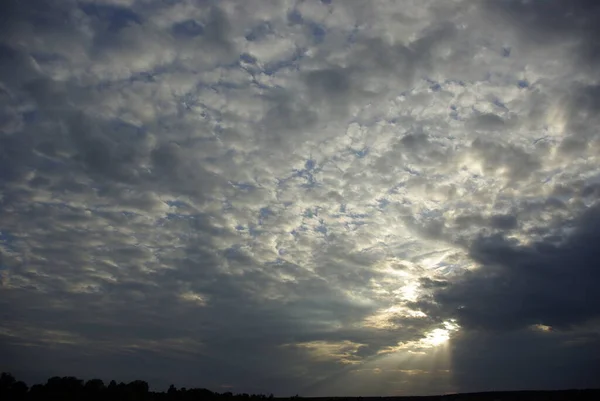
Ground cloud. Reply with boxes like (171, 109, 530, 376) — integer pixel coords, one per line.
(2, 0, 600, 396)
(430, 203, 600, 331)
(450, 327, 600, 392)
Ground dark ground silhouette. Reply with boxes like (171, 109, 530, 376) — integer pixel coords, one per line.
(1, 372, 599, 401)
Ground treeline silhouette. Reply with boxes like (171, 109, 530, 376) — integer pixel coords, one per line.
(1, 372, 274, 401)
(2, 372, 600, 401)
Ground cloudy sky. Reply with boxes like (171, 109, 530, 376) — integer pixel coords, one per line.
(2, 0, 600, 396)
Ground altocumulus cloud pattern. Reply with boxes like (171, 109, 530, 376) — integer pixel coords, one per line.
(1, 0, 600, 396)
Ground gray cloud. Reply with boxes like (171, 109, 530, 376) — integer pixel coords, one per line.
(431, 203, 600, 331)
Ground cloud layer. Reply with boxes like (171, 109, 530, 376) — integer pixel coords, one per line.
(2, 0, 600, 396)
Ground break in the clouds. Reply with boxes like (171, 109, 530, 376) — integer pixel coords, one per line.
(1, 0, 600, 396)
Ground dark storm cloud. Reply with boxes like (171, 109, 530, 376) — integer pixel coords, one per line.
(450, 328, 600, 392)
(412, 200, 600, 391)
(483, 0, 600, 71)
(428, 203, 600, 331)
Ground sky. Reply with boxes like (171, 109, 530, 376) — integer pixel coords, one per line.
(1, 0, 600, 396)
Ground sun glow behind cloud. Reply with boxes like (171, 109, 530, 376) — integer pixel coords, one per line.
(422, 321, 460, 347)
(306, 319, 460, 396)
(378, 320, 460, 355)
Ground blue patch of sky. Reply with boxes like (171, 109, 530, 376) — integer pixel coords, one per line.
(344, 221, 367, 231)
(178, 92, 199, 111)
(22, 110, 37, 123)
(351, 147, 369, 158)
(175, 136, 218, 153)
(0, 230, 17, 252)
(315, 220, 328, 235)
(249, 78, 272, 91)
(533, 135, 551, 145)
(129, 66, 171, 83)
(165, 199, 189, 208)
(301, 174, 317, 188)
(303, 207, 320, 218)
(425, 77, 441, 92)
(493, 98, 508, 110)
(264, 257, 281, 267)
(240, 53, 257, 64)
(37, 201, 82, 213)
(161, 0, 184, 5)
(388, 183, 407, 194)
(245, 22, 273, 42)
(230, 181, 256, 192)
(430, 83, 441, 92)
(80, 3, 141, 31)
(221, 199, 234, 212)
(288, 9, 303, 25)
(20, 1, 68, 30)
(263, 48, 305, 76)
(213, 124, 224, 134)
(346, 212, 369, 220)
(91, 65, 172, 92)
(583, 172, 600, 186)
(110, 119, 146, 139)
(447, 79, 466, 86)
(502, 47, 511, 57)
(224, 245, 243, 261)
(192, 75, 252, 94)
(214, 80, 247, 91)
(517, 80, 529, 88)
(377, 198, 390, 209)
(305, 159, 316, 170)
(433, 262, 461, 275)
(248, 224, 261, 237)
(541, 175, 554, 185)
(309, 23, 326, 44)
(259, 207, 273, 223)
(290, 158, 320, 188)
(30, 51, 65, 64)
(417, 209, 443, 220)
(275, 177, 288, 188)
(346, 25, 360, 46)
(172, 19, 204, 37)
(221, 58, 249, 71)
(404, 166, 420, 176)
(188, 91, 221, 113)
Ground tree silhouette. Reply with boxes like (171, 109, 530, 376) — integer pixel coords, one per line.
(0, 373, 28, 401)
(84, 379, 106, 401)
(1, 371, 599, 401)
